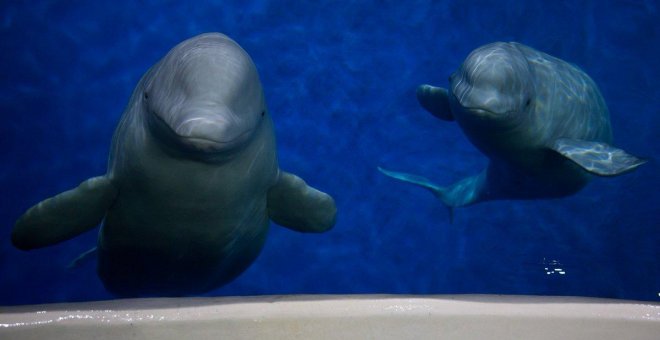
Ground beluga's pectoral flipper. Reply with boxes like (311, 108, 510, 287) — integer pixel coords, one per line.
(416, 84, 454, 121)
(550, 139, 647, 176)
(267, 171, 337, 233)
(12, 176, 117, 250)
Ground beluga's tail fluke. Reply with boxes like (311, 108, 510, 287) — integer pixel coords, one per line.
(378, 167, 488, 223)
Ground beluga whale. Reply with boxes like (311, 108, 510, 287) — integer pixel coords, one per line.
(379, 42, 645, 218)
(11, 33, 337, 297)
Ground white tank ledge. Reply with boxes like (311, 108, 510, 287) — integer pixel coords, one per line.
(1, 295, 659, 340)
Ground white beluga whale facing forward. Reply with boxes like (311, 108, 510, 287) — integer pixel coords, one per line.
(380, 42, 645, 216)
(12, 33, 337, 297)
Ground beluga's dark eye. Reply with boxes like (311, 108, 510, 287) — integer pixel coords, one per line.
(525, 99, 531, 107)
(143, 92, 149, 100)
(261, 111, 265, 117)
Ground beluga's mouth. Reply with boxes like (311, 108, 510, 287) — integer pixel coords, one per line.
(449, 91, 513, 123)
(175, 124, 255, 153)
(146, 106, 257, 156)
(172, 114, 255, 151)
(463, 106, 515, 119)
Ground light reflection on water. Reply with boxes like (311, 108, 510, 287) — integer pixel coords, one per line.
(540, 257, 566, 276)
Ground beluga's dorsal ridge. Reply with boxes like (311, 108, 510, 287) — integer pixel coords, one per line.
(12, 33, 337, 297)
(380, 42, 646, 218)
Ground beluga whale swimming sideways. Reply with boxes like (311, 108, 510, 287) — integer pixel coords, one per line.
(379, 42, 645, 218)
(12, 33, 337, 297)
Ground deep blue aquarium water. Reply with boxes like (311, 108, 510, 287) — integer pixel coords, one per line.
(1, 1, 658, 305)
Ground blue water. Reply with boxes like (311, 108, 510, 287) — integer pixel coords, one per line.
(1, 1, 658, 305)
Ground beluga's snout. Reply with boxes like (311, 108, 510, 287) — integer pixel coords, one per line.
(171, 104, 256, 153)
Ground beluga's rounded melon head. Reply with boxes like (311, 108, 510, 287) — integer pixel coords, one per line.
(143, 33, 265, 155)
(449, 42, 534, 127)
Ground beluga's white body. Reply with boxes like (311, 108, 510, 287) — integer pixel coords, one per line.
(380, 42, 645, 217)
(12, 33, 337, 297)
